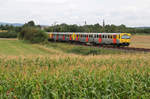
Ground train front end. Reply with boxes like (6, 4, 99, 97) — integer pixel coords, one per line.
(119, 33, 131, 46)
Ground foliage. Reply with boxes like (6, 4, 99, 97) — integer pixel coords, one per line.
(0, 53, 150, 98)
(0, 25, 22, 33)
(0, 32, 17, 38)
(0, 38, 150, 98)
(18, 27, 48, 43)
(0, 25, 21, 38)
(44, 23, 150, 34)
(23, 21, 35, 27)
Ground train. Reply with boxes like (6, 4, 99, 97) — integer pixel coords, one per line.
(48, 32, 131, 47)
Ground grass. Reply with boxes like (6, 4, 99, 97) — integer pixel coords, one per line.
(46, 42, 127, 55)
(130, 34, 150, 48)
(0, 39, 127, 56)
(0, 37, 150, 98)
(0, 39, 56, 56)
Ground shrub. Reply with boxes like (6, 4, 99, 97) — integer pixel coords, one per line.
(0, 32, 17, 38)
(18, 27, 48, 43)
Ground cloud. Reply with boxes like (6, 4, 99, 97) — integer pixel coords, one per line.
(0, 0, 150, 26)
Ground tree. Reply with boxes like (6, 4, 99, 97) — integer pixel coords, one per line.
(18, 27, 48, 43)
(23, 21, 35, 27)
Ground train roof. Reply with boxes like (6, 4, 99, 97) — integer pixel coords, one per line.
(47, 32, 130, 35)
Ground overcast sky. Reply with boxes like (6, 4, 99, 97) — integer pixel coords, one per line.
(0, 0, 150, 26)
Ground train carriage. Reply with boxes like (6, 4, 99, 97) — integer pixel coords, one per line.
(48, 32, 131, 47)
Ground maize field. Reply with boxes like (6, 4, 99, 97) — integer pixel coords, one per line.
(0, 38, 150, 98)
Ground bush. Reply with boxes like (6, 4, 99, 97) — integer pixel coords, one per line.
(18, 27, 48, 43)
(0, 32, 17, 38)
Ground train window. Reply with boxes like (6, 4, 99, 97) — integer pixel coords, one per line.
(113, 35, 117, 39)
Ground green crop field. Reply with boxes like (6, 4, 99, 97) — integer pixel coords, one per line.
(0, 36, 150, 98)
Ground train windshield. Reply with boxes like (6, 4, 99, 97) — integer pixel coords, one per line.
(122, 35, 130, 39)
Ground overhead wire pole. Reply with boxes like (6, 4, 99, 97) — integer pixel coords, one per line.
(53, 21, 58, 32)
(103, 19, 105, 32)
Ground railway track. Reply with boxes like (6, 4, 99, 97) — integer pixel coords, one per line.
(93, 45, 150, 52)
(75, 43, 150, 52)
(114, 47, 150, 52)
(49, 41, 150, 52)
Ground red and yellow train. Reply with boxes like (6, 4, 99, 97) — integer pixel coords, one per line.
(48, 32, 131, 47)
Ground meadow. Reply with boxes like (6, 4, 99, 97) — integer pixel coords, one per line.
(130, 34, 150, 48)
(0, 35, 150, 98)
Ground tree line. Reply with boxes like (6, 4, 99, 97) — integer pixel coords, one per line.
(1, 21, 150, 34)
(44, 23, 150, 34)
(0, 21, 150, 40)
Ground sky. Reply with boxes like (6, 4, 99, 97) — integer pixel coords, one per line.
(0, 0, 150, 27)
